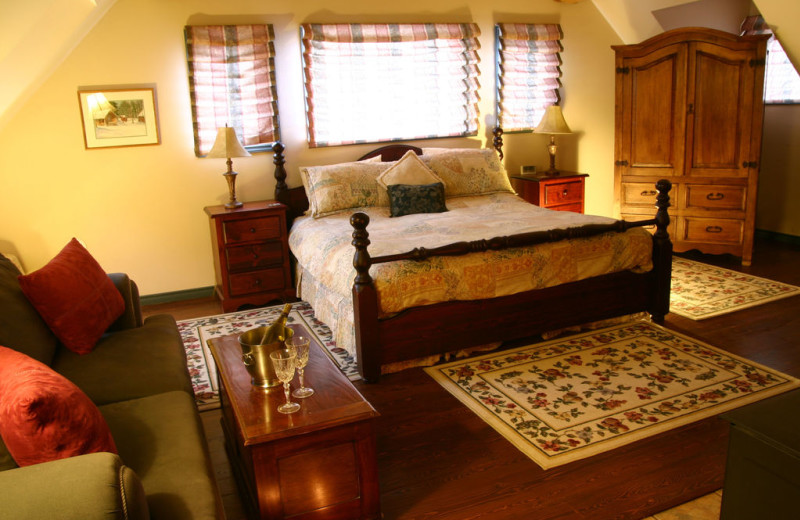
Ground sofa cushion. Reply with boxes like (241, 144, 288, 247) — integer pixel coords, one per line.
(100, 391, 221, 520)
(0, 254, 59, 365)
(0, 346, 118, 467)
(18, 238, 125, 355)
(52, 314, 193, 406)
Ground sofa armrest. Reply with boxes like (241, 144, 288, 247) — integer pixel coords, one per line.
(108, 273, 143, 331)
(0, 452, 149, 520)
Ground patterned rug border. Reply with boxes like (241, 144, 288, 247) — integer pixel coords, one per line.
(178, 301, 355, 410)
(424, 320, 800, 470)
(671, 258, 800, 320)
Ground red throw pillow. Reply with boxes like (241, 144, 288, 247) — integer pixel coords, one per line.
(0, 346, 118, 467)
(18, 238, 124, 354)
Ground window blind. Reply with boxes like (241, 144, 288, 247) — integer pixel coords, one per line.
(301, 23, 481, 148)
(741, 16, 800, 104)
(185, 25, 280, 156)
(496, 23, 563, 132)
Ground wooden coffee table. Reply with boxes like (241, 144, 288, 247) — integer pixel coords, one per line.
(208, 324, 380, 520)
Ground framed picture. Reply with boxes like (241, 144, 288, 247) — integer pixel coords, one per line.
(78, 88, 160, 149)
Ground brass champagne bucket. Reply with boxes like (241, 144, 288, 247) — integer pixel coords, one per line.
(238, 326, 294, 388)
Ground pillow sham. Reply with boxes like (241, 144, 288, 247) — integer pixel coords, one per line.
(299, 161, 391, 218)
(387, 182, 448, 217)
(422, 148, 514, 198)
(377, 150, 445, 191)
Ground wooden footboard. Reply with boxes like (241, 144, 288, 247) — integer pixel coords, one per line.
(350, 180, 672, 382)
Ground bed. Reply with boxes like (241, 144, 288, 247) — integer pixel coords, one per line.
(272, 141, 672, 382)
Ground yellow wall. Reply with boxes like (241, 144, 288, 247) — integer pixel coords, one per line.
(757, 105, 800, 236)
(0, 0, 623, 295)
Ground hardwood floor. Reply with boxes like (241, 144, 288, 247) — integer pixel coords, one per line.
(144, 236, 800, 520)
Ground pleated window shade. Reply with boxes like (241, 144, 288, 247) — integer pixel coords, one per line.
(740, 16, 800, 104)
(496, 23, 563, 132)
(301, 23, 481, 148)
(185, 25, 280, 156)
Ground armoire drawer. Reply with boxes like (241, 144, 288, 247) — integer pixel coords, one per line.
(683, 218, 743, 245)
(685, 185, 746, 211)
(621, 182, 676, 208)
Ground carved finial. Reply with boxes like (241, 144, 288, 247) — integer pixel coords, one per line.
(492, 126, 504, 160)
(272, 141, 288, 203)
(654, 179, 672, 240)
(351, 213, 373, 287)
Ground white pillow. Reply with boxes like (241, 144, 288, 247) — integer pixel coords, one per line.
(376, 150, 445, 190)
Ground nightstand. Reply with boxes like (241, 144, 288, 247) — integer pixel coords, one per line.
(510, 172, 588, 213)
(204, 200, 295, 312)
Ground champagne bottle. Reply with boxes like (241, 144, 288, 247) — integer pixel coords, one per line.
(260, 303, 292, 344)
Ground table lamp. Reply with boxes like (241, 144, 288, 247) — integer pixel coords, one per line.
(534, 105, 572, 176)
(207, 126, 251, 209)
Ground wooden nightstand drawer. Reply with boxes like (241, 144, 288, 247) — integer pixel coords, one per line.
(229, 268, 287, 296)
(551, 202, 583, 213)
(685, 185, 746, 211)
(226, 243, 283, 272)
(223, 216, 282, 244)
(544, 181, 582, 205)
(684, 218, 743, 245)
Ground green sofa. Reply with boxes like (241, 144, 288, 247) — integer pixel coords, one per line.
(0, 254, 223, 519)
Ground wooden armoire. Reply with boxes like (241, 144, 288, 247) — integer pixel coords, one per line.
(613, 27, 768, 265)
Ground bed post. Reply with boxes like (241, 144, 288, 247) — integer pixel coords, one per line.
(650, 179, 673, 323)
(350, 212, 382, 382)
(272, 141, 289, 206)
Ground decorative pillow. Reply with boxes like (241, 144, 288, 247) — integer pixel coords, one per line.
(377, 150, 445, 191)
(0, 346, 118, 467)
(422, 148, 515, 198)
(18, 238, 125, 355)
(299, 161, 392, 218)
(387, 182, 448, 217)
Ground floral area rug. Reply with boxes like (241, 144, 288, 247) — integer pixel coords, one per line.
(671, 258, 800, 320)
(178, 301, 355, 410)
(424, 320, 799, 470)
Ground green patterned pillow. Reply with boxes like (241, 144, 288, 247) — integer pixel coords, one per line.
(386, 182, 448, 217)
(422, 148, 514, 198)
(299, 161, 391, 218)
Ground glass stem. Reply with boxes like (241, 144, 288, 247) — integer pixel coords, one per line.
(298, 368, 305, 388)
(284, 382, 291, 404)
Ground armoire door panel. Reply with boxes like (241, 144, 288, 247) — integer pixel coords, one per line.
(620, 44, 687, 178)
(685, 42, 756, 178)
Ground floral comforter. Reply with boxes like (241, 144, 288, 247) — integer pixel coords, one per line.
(289, 192, 654, 359)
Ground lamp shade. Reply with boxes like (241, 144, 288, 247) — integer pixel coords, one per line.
(534, 105, 572, 134)
(206, 127, 251, 159)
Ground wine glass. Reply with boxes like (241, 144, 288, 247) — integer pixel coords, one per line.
(287, 335, 314, 398)
(269, 349, 301, 414)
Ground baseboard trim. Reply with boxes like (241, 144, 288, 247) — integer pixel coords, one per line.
(755, 229, 800, 247)
(140, 286, 215, 306)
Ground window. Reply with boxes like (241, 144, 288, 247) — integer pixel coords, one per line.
(496, 24, 563, 132)
(301, 23, 481, 148)
(184, 25, 280, 156)
(741, 16, 800, 104)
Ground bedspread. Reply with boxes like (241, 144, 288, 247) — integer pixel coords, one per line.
(289, 192, 654, 359)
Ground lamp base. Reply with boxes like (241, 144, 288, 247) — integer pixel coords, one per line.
(223, 170, 243, 209)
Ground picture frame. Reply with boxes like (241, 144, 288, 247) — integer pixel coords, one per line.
(78, 88, 160, 149)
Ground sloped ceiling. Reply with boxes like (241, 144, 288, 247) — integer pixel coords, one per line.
(0, 0, 797, 131)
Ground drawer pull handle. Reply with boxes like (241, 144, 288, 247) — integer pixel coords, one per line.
(615, 160, 629, 167)
(562, 189, 568, 197)
(254, 279, 262, 286)
(706, 193, 725, 201)
(706, 226, 723, 233)
(250, 228, 257, 233)
(640, 190, 658, 197)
